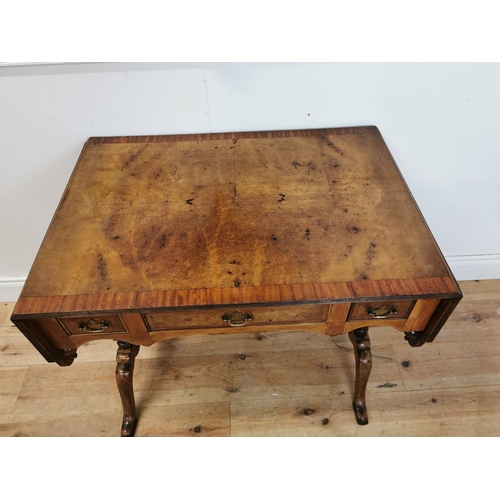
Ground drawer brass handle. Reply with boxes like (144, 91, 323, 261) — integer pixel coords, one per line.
(221, 311, 254, 327)
(77, 318, 111, 333)
(366, 305, 398, 319)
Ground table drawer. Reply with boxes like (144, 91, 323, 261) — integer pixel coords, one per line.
(348, 301, 415, 322)
(57, 315, 128, 336)
(144, 304, 329, 332)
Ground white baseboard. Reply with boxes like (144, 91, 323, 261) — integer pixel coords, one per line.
(0, 278, 25, 303)
(445, 254, 500, 281)
(0, 255, 499, 302)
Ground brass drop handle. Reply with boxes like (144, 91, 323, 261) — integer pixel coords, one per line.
(221, 311, 254, 327)
(366, 305, 398, 319)
(77, 318, 111, 332)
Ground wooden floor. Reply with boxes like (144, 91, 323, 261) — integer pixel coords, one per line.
(1, 280, 499, 437)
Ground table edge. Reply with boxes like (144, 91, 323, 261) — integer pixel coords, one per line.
(12, 276, 462, 318)
(84, 125, 378, 144)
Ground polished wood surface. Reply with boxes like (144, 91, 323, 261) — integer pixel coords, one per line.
(13, 276, 459, 317)
(115, 341, 140, 437)
(14, 126, 459, 316)
(348, 327, 372, 425)
(144, 304, 329, 331)
(348, 300, 414, 321)
(0, 280, 498, 436)
(8, 126, 462, 433)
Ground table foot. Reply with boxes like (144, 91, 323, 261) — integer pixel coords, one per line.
(404, 330, 426, 347)
(348, 327, 372, 425)
(120, 418, 137, 438)
(116, 341, 140, 437)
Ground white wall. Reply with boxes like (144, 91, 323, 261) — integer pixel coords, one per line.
(1, 62, 499, 300)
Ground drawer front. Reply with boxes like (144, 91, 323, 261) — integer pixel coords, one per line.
(348, 300, 415, 322)
(57, 315, 128, 336)
(144, 304, 329, 332)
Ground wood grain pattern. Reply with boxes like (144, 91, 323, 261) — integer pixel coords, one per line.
(144, 304, 329, 331)
(326, 303, 351, 334)
(1, 279, 498, 436)
(230, 386, 500, 437)
(0, 367, 28, 415)
(406, 297, 461, 347)
(115, 341, 140, 437)
(14, 126, 459, 316)
(348, 327, 372, 425)
(122, 314, 153, 346)
(12, 319, 77, 366)
(348, 300, 415, 321)
(133, 402, 231, 437)
(403, 299, 441, 332)
(435, 280, 500, 342)
(58, 314, 128, 336)
(6, 126, 463, 433)
(148, 322, 329, 342)
(393, 338, 500, 391)
(343, 318, 407, 333)
(86, 126, 378, 144)
(13, 277, 459, 317)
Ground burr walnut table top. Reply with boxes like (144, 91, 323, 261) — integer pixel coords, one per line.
(10, 126, 462, 435)
(14, 126, 460, 317)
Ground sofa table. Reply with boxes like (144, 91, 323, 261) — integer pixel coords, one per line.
(11, 126, 462, 436)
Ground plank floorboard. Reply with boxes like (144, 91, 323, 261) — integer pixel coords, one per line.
(392, 339, 500, 391)
(1, 279, 499, 436)
(231, 386, 500, 437)
(0, 367, 28, 415)
(134, 402, 230, 437)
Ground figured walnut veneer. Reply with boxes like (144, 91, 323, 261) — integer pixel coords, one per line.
(11, 126, 461, 433)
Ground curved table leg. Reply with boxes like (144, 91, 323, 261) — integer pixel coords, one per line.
(348, 327, 372, 425)
(116, 341, 140, 437)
